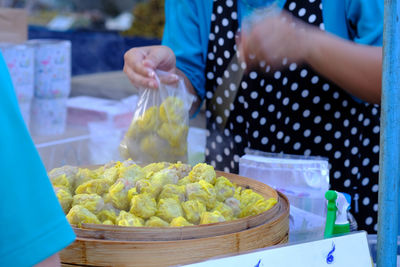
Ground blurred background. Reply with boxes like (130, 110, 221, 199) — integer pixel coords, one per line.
(0, 0, 206, 171)
(1, 0, 164, 75)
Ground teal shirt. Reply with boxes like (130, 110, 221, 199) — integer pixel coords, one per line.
(162, 0, 384, 101)
(0, 53, 75, 266)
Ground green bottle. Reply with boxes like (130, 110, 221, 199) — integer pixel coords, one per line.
(324, 190, 350, 238)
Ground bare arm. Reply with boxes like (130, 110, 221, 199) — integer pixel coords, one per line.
(34, 253, 60, 267)
(305, 30, 382, 104)
(241, 13, 382, 104)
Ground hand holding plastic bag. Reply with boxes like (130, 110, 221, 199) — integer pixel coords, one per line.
(120, 70, 194, 164)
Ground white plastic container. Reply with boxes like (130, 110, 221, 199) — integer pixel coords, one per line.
(67, 95, 137, 129)
(239, 150, 329, 242)
(18, 98, 32, 128)
(0, 43, 35, 102)
(30, 97, 68, 136)
(28, 39, 71, 99)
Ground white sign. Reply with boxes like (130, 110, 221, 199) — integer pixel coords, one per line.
(184, 232, 372, 267)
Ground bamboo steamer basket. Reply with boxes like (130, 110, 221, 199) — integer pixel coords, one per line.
(60, 170, 290, 267)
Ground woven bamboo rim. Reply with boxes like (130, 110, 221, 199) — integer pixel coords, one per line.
(73, 171, 280, 241)
(60, 169, 290, 266)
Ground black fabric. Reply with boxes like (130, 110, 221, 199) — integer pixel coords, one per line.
(204, 0, 380, 233)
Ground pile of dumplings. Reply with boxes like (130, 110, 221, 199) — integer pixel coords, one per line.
(49, 161, 277, 228)
(120, 96, 189, 164)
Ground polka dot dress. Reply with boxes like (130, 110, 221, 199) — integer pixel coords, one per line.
(204, 0, 380, 233)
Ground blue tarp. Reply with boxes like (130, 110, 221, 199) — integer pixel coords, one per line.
(28, 25, 161, 76)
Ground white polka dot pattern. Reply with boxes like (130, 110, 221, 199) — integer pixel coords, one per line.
(203, 0, 380, 234)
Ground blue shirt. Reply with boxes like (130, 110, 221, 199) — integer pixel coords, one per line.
(0, 53, 75, 266)
(162, 0, 384, 101)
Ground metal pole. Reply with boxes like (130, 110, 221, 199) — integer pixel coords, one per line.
(377, 0, 400, 266)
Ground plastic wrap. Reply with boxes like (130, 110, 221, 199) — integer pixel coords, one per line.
(239, 149, 329, 241)
(120, 70, 194, 164)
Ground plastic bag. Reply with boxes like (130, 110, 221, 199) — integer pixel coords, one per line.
(239, 149, 329, 242)
(120, 70, 194, 164)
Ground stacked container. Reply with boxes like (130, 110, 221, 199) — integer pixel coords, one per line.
(0, 44, 34, 127)
(28, 39, 71, 136)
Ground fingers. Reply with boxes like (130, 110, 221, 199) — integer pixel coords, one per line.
(159, 73, 180, 85)
(239, 13, 303, 71)
(124, 48, 155, 79)
(123, 45, 179, 89)
(124, 63, 158, 89)
(239, 30, 263, 70)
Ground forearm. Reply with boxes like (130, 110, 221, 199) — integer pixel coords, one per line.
(305, 30, 382, 104)
(175, 68, 202, 116)
(34, 253, 60, 267)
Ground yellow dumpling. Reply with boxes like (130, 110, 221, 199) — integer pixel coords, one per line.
(239, 189, 264, 210)
(130, 194, 157, 219)
(156, 198, 184, 223)
(136, 106, 160, 133)
(121, 159, 136, 167)
(200, 211, 226, 225)
(103, 220, 114, 225)
(151, 168, 180, 187)
(182, 200, 206, 224)
(74, 168, 100, 190)
(177, 176, 192, 186)
(54, 187, 73, 214)
(159, 96, 185, 123)
(103, 160, 119, 169)
(101, 163, 121, 184)
(188, 163, 216, 184)
(66, 205, 101, 227)
(108, 178, 136, 210)
(214, 176, 235, 202)
(97, 210, 118, 224)
(97, 204, 119, 224)
(170, 216, 193, 227)
(213, 202, 234, 221)
(75, 178, 111, 196)
(240, 198, 278, 217)
(145, 216, 169, 227)
(72, 194, 104, 214)
(116, 211, 144, 227)
(125, 120, 140, 140)
(136, 179, 163, 198)
(119, 164, 146, 184)
(157, 122, 188, 148)
(49, 165, 79, 192)
(140, 134, 169, 161)
(234, 186, 242, 199)
(143, 162, 170, 178)
(159, 184, 186, 202)
(186, 180, 217, 210)
(224, 197, 241, 217)
(170, 141, 188, 158)
(168, 162, 192, 179)
(239, 189, 272, 218)
(127, 187, 139, 202)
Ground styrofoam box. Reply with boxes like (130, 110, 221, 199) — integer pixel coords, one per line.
(67, 95, 138, 129)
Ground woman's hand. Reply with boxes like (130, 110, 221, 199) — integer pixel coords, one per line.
(239, 11, 312, 69)
(124, 45, 202, 114)
(123, 45, 179, 89)
(239, 11, 382, 104)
